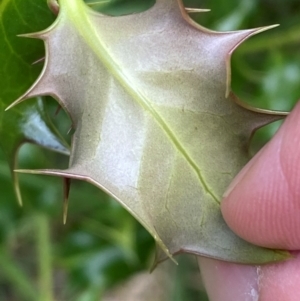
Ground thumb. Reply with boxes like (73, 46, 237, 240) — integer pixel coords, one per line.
(221, 101, 300, 250)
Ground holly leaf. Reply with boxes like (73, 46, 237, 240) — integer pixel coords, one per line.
(0, 0, 69, 205)
(8, 0, 289, 264)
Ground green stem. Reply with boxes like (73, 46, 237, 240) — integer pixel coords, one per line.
(36, 214, 54, 301)
(238, 24, 300, 54)
(0, 247, 38, 301)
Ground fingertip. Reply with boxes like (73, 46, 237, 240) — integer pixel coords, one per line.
(258, 252, 300, 301)
(198, 257, 259, 301)
(199, 253, 300, 301)
(221, 101, 300, 250)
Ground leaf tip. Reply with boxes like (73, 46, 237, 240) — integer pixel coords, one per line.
(63, 202, 68, 225)
(5, 96, 26, 111)
(63, 178, 71, 225)
(225, 23, 280, 99)
(150, 243, 178, 272)
(255, 23, 280, 34)
(17, 32, 45, 40)
(150, 255, 178, 273)
(13, 173, 23, 207)
(6, 78, 50, 111)
(185, 8, 211, 14)
(32, 57, 45, 65)
(87, 0, 111, 7)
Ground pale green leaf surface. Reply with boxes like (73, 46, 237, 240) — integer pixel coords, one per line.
(10, 0, 289, 264)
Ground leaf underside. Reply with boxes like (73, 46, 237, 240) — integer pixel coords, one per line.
(9, 0, 289, 264)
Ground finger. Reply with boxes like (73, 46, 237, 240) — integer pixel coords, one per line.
(198, 257, 259, 301)
(221, 101, 300, 249)
(198, 253, 300, 301)
(258, 251, 300, 301)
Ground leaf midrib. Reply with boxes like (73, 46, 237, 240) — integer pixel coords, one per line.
(62, 0, 219, 204)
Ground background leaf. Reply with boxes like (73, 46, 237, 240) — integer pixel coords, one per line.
(0, 0, 68, 204)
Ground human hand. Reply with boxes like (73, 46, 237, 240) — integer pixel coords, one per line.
(198, 101, 300, 301)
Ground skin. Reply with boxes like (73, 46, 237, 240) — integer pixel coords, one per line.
(199, 101, 300, 301)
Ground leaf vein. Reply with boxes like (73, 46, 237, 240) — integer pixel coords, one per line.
(63, 0, 219, 203)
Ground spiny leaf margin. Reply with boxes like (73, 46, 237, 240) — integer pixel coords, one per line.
(7, 0, 288, 264)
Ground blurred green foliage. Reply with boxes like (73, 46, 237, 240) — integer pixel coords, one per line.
(0, 0, 299, 300)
